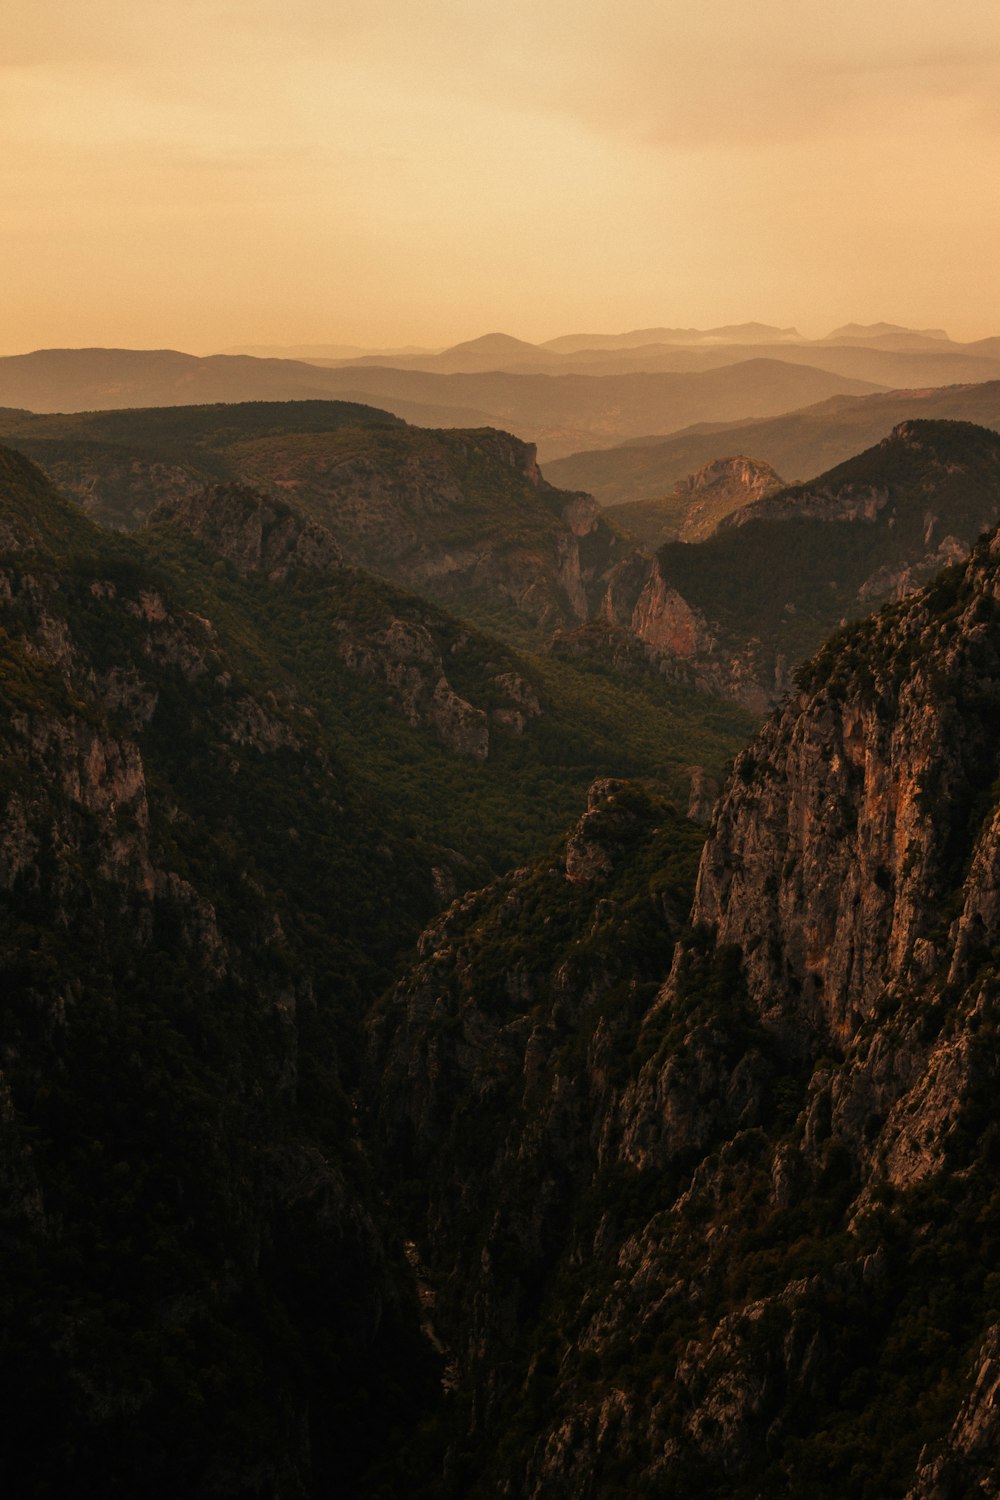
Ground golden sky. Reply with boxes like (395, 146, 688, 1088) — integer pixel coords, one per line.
(4, 0, 1000, 353)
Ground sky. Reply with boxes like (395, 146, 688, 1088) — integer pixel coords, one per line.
(3, 0, 1000, 354)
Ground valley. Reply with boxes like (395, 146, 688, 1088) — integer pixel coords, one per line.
(2, 355, 1000, 1498)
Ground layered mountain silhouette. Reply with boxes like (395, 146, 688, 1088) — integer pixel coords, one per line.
(546, 380, 1000, 503)
(0, 347, 887, 460)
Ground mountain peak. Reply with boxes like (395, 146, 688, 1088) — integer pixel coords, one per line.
(826, 321, 950, 341)
(443, 332, 542, 356)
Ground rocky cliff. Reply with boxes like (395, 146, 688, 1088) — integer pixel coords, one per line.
(153, 481, 542, 760)
(2, 402, 631, 635)
(373, 518, 1000, 1498)
(601, 419, 1000, 709)
(601, 454, 785, 551)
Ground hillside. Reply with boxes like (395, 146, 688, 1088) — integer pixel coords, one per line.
(0, 401, 632, 637)
(604, 455, 785, 548)
(0, 349, 887, 461)
(545, 380, 1000, 504)
(0, 435, 762, 1494)
(8, 390, 1000, 1496)
(371, 511, 1000, 1498)
(0, 445, 448, 1496)
(601, 420, 1000, 708)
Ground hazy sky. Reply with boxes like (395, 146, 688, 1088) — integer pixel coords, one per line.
(4, 0, 1000, 353)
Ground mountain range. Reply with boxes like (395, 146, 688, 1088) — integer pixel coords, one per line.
(4, 368, 1000, 1495)
(545, 380, 1000, 504)
(0, 347, 886, 461)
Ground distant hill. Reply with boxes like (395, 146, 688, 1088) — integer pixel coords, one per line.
(543, 380, 1000, 502)
(541, 323, 803, 352)
(307, 325, 1000, 393)
(221, 342, 440, 358)
(0, 347, 888, 460)
(824, 321, 951, 347)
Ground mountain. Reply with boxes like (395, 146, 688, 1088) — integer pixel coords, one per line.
(0, 348, 888, 461)
(599, 420, 1000, 709)
(541, 323, 803, 352)
(0, 444, 450, 1496)
(0, 430, 758, 1493)
(314, 327, 1000, 393)
(824, 321, 952, 348)
(372, 513, 1000, 1498)
(604, 454, 786, 548)
(0, 400, 631, 636)
(9, 391, 1000, 1495)
(220, 343, 440, 359)
(543, 379, 1000, 504)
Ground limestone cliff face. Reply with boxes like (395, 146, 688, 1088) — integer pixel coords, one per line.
(370, 783, 701, 1464)
(675, 454, 786, 541)
(373, 525, 1000, 1499)
(17, 412, 629, 634)
(155, 482, 344, 578)
(155, 482, 543, 759)
(693, 536, 1000, 1045)
(600, 552, 779, 712)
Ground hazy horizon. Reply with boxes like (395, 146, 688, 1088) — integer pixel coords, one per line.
(5, 0, 1000, 356)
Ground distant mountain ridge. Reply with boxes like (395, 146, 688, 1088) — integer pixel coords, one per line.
(544, 380, 1000, 503)
(0, 348, 887, 461)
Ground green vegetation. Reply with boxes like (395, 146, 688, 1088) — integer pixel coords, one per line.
(657, 420, 1000, 678)
(0, 431, 752, 1495)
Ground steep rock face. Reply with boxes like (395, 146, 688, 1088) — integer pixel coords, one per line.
(694, 541, 1000, 1045)
(599, 552, 780, 713)
(906, 1324, 1000, 1499)
(676, 454, 786, 541)
(155, 481, 344, 578)
(4, 406, 633, 635)
(155, 482, 543, 759)
(370, 782, 703, 1474)
(537, 533, 1000, 1498)
(374, 521, 1000, 1499)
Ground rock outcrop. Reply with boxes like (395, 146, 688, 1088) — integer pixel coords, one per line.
(675, 454, 786, 541)
(372, 519, 1000, 1498)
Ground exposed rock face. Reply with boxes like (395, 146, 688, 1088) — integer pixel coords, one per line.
(906, 1324, 1000, 1498)
(373, 523, 1000, 1499)
(154, 482, 344, 578)
(12, 407, 632, 634)
(600, 551, 780, 712)
(675, 454, 786, 541)
(564, 777, 645, 883)
(694, 536, 1000, 1045)
(685, 764, 719, 823)
(155, 481, 543, 759)
(370, 782, 703, 1475)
